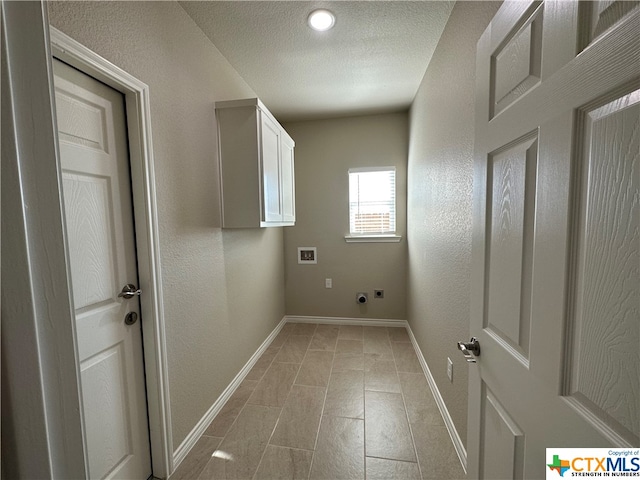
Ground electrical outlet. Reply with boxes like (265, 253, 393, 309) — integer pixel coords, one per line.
(325, 278, 332, 288)
(447, 357, 453, 382)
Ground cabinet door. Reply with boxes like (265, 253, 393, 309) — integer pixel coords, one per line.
(281, 135, 295, 224)
(260, 114, 282, 223)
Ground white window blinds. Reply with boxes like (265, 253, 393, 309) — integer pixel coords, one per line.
(348, 167, 396, 235)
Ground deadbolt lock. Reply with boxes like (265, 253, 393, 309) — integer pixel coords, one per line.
(124, 312, 138, 325)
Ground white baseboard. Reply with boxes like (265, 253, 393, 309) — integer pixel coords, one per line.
(172, 317, 287, 471)
(284, 315, 408, 328)
(406, 325, 467, 473)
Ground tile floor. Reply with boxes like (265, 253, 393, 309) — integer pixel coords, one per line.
(170, 323, 464, 480)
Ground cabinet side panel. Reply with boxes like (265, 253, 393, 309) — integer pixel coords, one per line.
(217, 107, 261, 227)
(281, 135, 295, 224)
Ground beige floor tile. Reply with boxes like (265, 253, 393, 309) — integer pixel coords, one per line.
(264, 343, 283, 355)
(364, 334, 394, 357)
(412, 425, 465, 480)
(309, 416, 364, 480)
(364, 358, 401, 393)
(204, 383, 255, 437)
(391, 342, 422, 373)
(295, 350, 333, 387)
(365, 391, 416, 462)
(270, 385, 325, 450)
(291, 323, 318, 336)
(398, 373, 444, 426)
(240, 378, 259, 389)
(388, 327, 411, 343)
(339, 324, 364, 340)
(363, 326, 390, 340)
(245, 350, 278, 381)
(178, 325, 459, 480)
(336, 339, 364, 354)
(171, 435, 222, 480)
(248, 362, 299, 407)
(323, 369, 364, 419)
(270, 327, 294, 349)
(309, 324, 339, 351)
(333, 353, 364, 371)
(198, 405, 281, 480)
(254, 445, 313, 480)
(366, 457, 421, 480)
(274, 335, 312, 363)
(364, 353, 397, 371)
(280, 323, 297, 335)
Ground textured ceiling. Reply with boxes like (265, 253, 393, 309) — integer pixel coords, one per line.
(179, 1, 455, 122)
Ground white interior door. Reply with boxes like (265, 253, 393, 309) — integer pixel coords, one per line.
(467, 1, 639, 478)
(54, 58, 152, 480)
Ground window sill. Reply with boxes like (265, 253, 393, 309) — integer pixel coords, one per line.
(344, 235, 402, 243)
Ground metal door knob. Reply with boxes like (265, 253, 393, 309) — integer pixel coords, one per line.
(457, 337, 480, 363)
(118, 284, 142, 299)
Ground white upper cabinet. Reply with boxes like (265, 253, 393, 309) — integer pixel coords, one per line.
(215, 98, 295, 228)
(280, 134, 295, 224)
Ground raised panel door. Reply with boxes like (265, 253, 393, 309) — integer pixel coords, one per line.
(54, 59, 152, 480)
(468, 1, 640, 478)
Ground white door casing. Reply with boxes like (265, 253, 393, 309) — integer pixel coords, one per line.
(49, 27, 172, 478)
(54, 58, 152, 479)
(468, 1, 639, 479)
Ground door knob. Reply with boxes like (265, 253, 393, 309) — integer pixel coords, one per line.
(118, 283, 141, 299)
(457, 337, 480, 363)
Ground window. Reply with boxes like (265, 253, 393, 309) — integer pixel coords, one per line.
(348, 167, 396, 237)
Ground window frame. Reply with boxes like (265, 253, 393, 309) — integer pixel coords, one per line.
(345, 166, 402, 243)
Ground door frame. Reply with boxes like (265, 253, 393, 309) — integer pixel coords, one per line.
(2, 2, 87, 477)
(49, 27, 173, 477)
(2, 3, 173, 472)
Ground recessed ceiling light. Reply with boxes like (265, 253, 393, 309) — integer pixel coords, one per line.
(308, 9, 335, 32)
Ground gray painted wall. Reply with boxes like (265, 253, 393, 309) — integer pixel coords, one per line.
(3, 0, 507, 471)
(283, 113, 408, 320)
(48, 1, 287, 449)
(407, 1, 502, 447)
